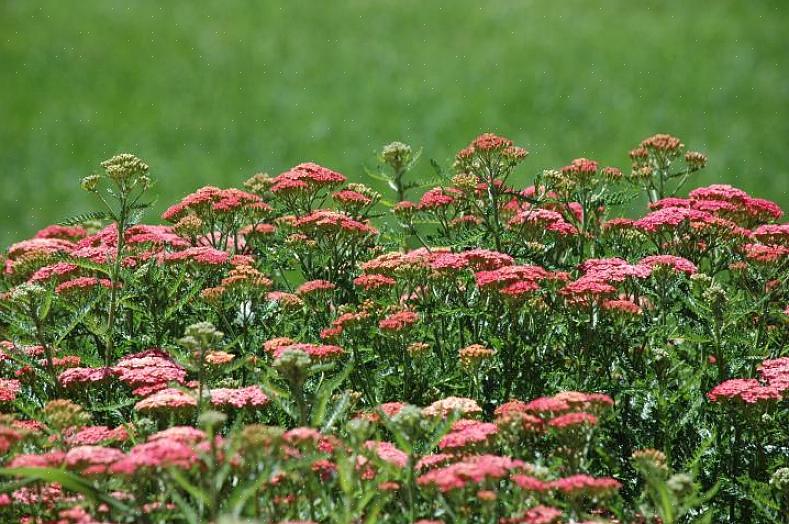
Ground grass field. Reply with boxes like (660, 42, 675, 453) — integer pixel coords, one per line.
(1, 0, 787, 246)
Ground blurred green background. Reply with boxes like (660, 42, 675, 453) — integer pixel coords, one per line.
(2, 0, 787, 247)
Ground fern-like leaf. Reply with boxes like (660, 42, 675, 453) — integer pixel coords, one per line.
(58, 211, 111, 226)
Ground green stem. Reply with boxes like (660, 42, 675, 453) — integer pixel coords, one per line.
(32, 309, 59, 393)
(105, 191, 128, 366)
(294, 380, 308, 426)
(195, 346, 206, 422)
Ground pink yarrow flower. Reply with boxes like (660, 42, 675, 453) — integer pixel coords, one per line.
(210, 386, 270, 409)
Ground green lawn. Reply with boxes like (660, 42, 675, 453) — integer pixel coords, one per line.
(1, 0, 787, 246)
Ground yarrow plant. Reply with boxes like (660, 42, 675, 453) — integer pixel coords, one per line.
(0, 132, 786, 523)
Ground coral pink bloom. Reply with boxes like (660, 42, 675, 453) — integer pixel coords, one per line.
(0, 379, 21, 403)
(423, 397, 482, 418)
(417, 454, 524, 492)
(333, 189, 373, 206)
(379, 310, 419, 332)
(511, 474, 551, 492)
(125, 224, 190, 249)
(501, 505, 563, 524)
(471, 132, 513, 152)
(295, 210, 378, 235)
(134, 388, 196, 413)
(639, 255, 698, 275)
(602, 299, 642, 315)
(34, 224, 87, 241)
(439, 421, 498, 450)
(475, 264, 551, 289)
(114, 349, 187, 394)
(508, 208, 578, 236)
(58, 367, 115, 389)
(365, 441, 408, 467)
(8, 450, 66, 469)
(758, 357, 789, 391)
(707, 378, 783, 404)
(743, 243, 789, 263)
(158, 246, 232, 266)
(354, 274, 397, 290)
(210, 386, 270, 409)
(64, 425, 129, 446)
(55, 277, 113, 295)
(64, 445, 125, 475)
(561, 157, 599, 176)
(549, 474, 621, 495)
(148, 426, 207, 445)
(6, 237, 75, 260)
(296, 279, 336, 296)
(110, 440, 199, 475)
(417, 187, 459, 210)
(547, 412, 598, 429)
(524, 396, 571, 415)
(272, 162, 347, 189)
(269, 342, 344, 360)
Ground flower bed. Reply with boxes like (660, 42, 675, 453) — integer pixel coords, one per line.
(0, 134, 787, 523)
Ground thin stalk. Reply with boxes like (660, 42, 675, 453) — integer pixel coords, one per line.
(195, 344, 207, 422)
(105, 190, 128, 366)
(32, 311, 59, 393)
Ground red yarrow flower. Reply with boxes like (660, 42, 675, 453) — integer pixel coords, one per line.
(547, 412, 598, 429)
(0, 379, 21, 403)
(294, 210, 378, 236)
(758, 357, 789, 391)
(549, 474, 621, 495)
(210, 386, 270, 409)
(416, 454, 524, 492)
(379, 310, 419, 332)
(267, 342, 344, 360)
(134, 388, 197, 413)
(438, 421, 498, 451)
(472, 133, 513, 152)
(55, 277, 113, 295)
(354, 274, 397, 291)
(707, 378, 783, 404)
(296, 279, 336, 296)
(639, 255, 697, 275)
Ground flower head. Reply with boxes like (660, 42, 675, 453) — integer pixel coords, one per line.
(100, 153, 149, 181)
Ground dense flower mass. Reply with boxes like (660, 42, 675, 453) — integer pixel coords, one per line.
(0, 134, 786, 523)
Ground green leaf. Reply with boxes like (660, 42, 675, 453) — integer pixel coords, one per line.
(37, 289, 53, 320)
(311, 361, 354, 427)
(58, 211, 111, 226)
(429, 158, 448, 180)
(163, 279, 206, 321)
(89, 397, 136, 412)
(54, 296, 102, 345)
(167, 467, 211, 508)
(169, 489, 201, 524)
(226, 473, 271, 516)
(368, 172, 393, 183)
(320, 390, 351, 433)
(127, 207, 146, 227)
